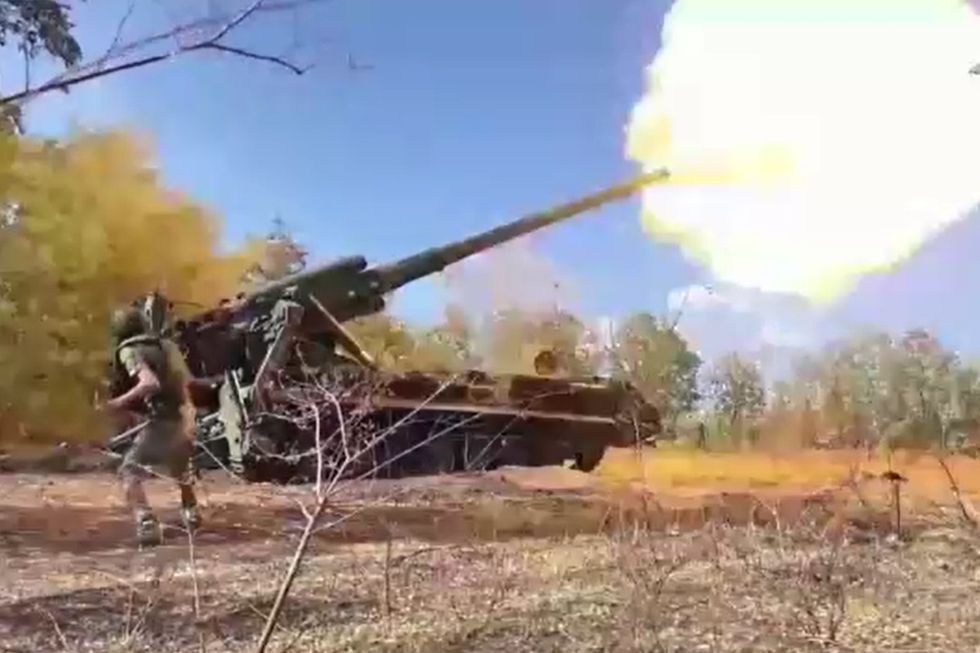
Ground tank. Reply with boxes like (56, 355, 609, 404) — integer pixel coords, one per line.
(110, 170, 669, 482)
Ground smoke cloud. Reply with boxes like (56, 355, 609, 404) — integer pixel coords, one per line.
(627, 0, 980, 303)
(438, 239, 581, 316)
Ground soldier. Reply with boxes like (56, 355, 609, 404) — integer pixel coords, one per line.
(103, 306, 202, 547)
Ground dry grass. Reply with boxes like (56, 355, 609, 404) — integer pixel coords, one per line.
(5, 448, 980, 652)
(4, 521, 980, 652)
(597, 446, 980, 498)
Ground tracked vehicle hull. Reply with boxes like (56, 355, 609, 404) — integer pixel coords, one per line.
(189, 366, 660, 483)
(372, 370, 659, 471)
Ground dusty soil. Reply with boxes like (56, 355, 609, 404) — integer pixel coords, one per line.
(3, 449, 980, 652)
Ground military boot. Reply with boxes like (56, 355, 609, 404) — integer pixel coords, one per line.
(135, 510, 162, 548)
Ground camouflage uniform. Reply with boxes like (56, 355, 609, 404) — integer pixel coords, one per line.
(111, 308, 201, 546)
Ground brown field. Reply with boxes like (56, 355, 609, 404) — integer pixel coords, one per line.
(3, 446, 980, 652)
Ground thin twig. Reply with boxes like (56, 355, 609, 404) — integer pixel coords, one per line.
(209, 0, 265, 43)
(382, 527, 393, 629)
(22, 50, 29, 95)
(41, 609, 70, 652)
(123, 587, 135, 642)
(893, 479, 902, 537)
(107, 1, 138, 59)
(200, 43, 312, 74)
(255, 374, 335, 653)
(936, 454, 980, 529)
(0, 0, 315, 106)
(186, 526, 207, 653)
(312, 402, 323, 498)
(276, 615, 318, 653)
(249, 361, 530, 650)
(255, 491, 328, 653)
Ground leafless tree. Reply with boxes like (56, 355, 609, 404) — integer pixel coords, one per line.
(247, 367, 488, 653)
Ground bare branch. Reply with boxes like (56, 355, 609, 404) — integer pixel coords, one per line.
(248, 366, 493, 651)
(3, 51, 170, 103)
(382, 527, 393, 629)
(184, 525, 208, 653)
(312, 401, 323, 498)
(255, 471, 328, 653)
(936, 453, 980, 529)
(199, 43, 310, 75)
(0, 0, 325, 106)
(107, 1, 138, 59)
(41, 608, 71, 652)
(209, 0, 265, 43)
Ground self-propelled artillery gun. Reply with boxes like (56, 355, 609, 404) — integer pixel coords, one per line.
(112, 170, 669, 482)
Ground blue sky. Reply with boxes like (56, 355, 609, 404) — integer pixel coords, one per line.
(6, 0, 977, 369)
(14, 1, 695, 316)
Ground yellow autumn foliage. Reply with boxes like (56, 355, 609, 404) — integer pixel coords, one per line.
(0, 129, 262, 446)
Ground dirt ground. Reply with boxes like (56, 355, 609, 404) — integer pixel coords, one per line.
(3, 447, 980, 652)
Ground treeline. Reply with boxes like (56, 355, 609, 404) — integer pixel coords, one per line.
(759, 331, 980, 452)
(346, 309, 702, 412)
(351, 308, 980, 453)
(344, 280, 980, 454)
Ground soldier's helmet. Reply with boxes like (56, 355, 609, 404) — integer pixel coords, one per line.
(110, 305, 148, 342)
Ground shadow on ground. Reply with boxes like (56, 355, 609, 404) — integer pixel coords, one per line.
(0, 580, 376, 651)
(2, 480, 897, 557)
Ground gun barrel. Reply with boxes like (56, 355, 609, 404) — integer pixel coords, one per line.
(224, 169, 669, 325)
(243, 255, 369, 307)
(371, 168, 669, 292)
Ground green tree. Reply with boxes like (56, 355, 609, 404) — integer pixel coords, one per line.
(411, 304, 481, 372)
(769, 379, 793, 412)
(0, 1, 80, 64)
(479, 307, 598, 375)
(892, 329, 959, 448)
(346, 305, 481, 374)
(785, 329, 974, 450)
(346, 312, 419, 371)
(708, 353, 766, 446)
(0, 0, 82, 133)
(608, 312, 701, 426)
